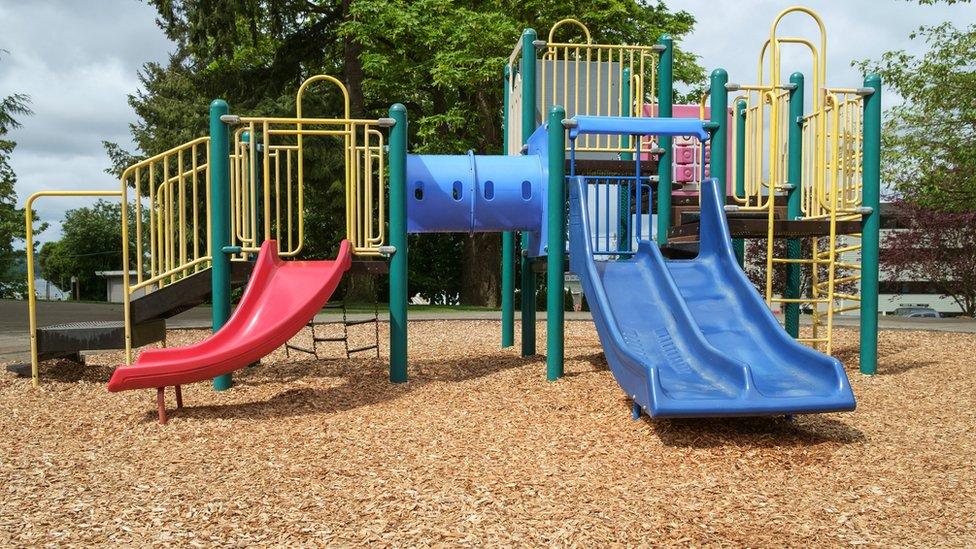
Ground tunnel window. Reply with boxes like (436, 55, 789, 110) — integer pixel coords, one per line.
(521, 180, 532, 200)
(414, 181, 424, 201)
(452, 180, 463, 201)
(484, 180, 494, 200)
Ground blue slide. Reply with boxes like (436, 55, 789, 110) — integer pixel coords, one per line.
(568, 176, 856, 418)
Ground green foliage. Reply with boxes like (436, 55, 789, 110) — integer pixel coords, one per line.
(0, 51, 36, 298)
(38, 201, 141, 301)
(857, 22, 976, 210)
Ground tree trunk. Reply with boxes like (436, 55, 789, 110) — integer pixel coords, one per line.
(460, 233, 500, 307)
(342, 0, 365, 118)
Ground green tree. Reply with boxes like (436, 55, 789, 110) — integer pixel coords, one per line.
(38, 201, 141, 301)
(858, 22, 976, 210)
(0, 51, 35, 298)
(114, 0, 704, 305)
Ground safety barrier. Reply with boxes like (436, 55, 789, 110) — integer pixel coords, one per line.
(726, 6, 869, 354)
(507, 19, 662, 155)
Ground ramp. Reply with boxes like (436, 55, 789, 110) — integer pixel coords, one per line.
(568, 177, 855, 417)
(108, 240, 351, 391)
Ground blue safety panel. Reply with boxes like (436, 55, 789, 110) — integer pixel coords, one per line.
(567, 176, 856, 418)
(569, 116, 710, 140)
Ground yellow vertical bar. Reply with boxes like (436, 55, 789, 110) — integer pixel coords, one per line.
(133, 166, 143, 286)
(262, 121, 271, 242)
(148, 162, 157, 286)
(178, 149, 186, 271)
(192, 142, 199, 270)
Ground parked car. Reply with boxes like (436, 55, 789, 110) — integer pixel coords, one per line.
(893, 306, 941, 318)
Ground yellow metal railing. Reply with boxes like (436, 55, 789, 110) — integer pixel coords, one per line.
(25, 74, 389, 384)
(24, 190, 128, 386)
(507, 19, 659, 155)
(122, 137, 212, 294)
(730, 7, 866, 354)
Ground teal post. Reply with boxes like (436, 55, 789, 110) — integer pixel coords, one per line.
(389, 104, 409, 382)
(733, 100, 747, 266)
(501, 66, 515, 348)
(546, 106, 566, 381)
(618, 67, 632, 252)
(860, 75, 881, 375)
(785, 72, 805, 338)
(709, 69, 728, 205)
(520, 28, 538, 357)
(655, 35, 673, 246)
(210, 100, 233, 391)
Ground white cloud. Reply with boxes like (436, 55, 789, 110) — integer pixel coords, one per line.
(0, 0, 174, 244)
(663, 0, 976, 107)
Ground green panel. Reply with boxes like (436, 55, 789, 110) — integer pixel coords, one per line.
(388, 104, 409, 382)
(520, 28, 538, 357)
(501, 65, 515, 348)
(655, 35, 673, 246)
(733, 100, 746, 265)
(859, 75, 882, 375)
(785, 72, 805, 338)
(210, 100, 233, 391)
(546, 106, 566, 381)
(618, 67, 632, 252)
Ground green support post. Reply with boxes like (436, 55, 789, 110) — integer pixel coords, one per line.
(210, 100, 233, 392)
(520, 28, 538, 357)
(618, 67, 632, 252)
(389, 104, 409, 383)
(655, 35, 673, 246)
(709, 69, 728, 206)
(546, 106, 566, 381)
(733, 100, 747, 266)
(501, 65, 515, 348)
(785, 72, 805, 338)
(860, 75, 882, 375)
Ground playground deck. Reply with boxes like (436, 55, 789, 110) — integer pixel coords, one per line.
(1, 321, 973, 546)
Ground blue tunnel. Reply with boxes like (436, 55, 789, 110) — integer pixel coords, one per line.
(405, 151, 545, 234)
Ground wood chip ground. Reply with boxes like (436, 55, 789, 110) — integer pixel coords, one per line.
(1, 321, 974, 546)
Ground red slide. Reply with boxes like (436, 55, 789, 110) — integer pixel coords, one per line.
(108, 239, 351, 392)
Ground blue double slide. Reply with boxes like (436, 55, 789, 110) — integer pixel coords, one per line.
(567, 170, 856, 418)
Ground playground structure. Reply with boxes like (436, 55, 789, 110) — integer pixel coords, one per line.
(23, 7, 879, 423)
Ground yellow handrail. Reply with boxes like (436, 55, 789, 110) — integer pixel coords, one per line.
(25, 190, 127, 387)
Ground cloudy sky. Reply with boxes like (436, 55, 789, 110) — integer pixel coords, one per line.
(2, 0, 975, 243)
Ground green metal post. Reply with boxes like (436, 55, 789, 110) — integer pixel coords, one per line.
(860, 75, 882, 375)
(389, 104, 409, 383)
(520, 28, 538, 357)
(546, 106, 566, 381)
(785, 72, 805, 338)
(210, 100, 233, 391)
(655, 35, 673, 246)
(618, 67, 632, 252)
(733, 100, 747, 266)
(709, 69, 728, 205)
(501, 65, 515, 348)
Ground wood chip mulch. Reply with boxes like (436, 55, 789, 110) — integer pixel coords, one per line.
(1, 321, 974, 546)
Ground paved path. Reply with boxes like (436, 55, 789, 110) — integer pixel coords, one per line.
(2, 299, 973, 362)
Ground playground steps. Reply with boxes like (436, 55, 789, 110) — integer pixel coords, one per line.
(33, 262, 254, 362)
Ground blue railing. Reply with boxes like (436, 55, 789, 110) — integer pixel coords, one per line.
(573, 175, 653, 256)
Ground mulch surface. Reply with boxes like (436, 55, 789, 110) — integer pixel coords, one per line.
(1, 321, 973, 546)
